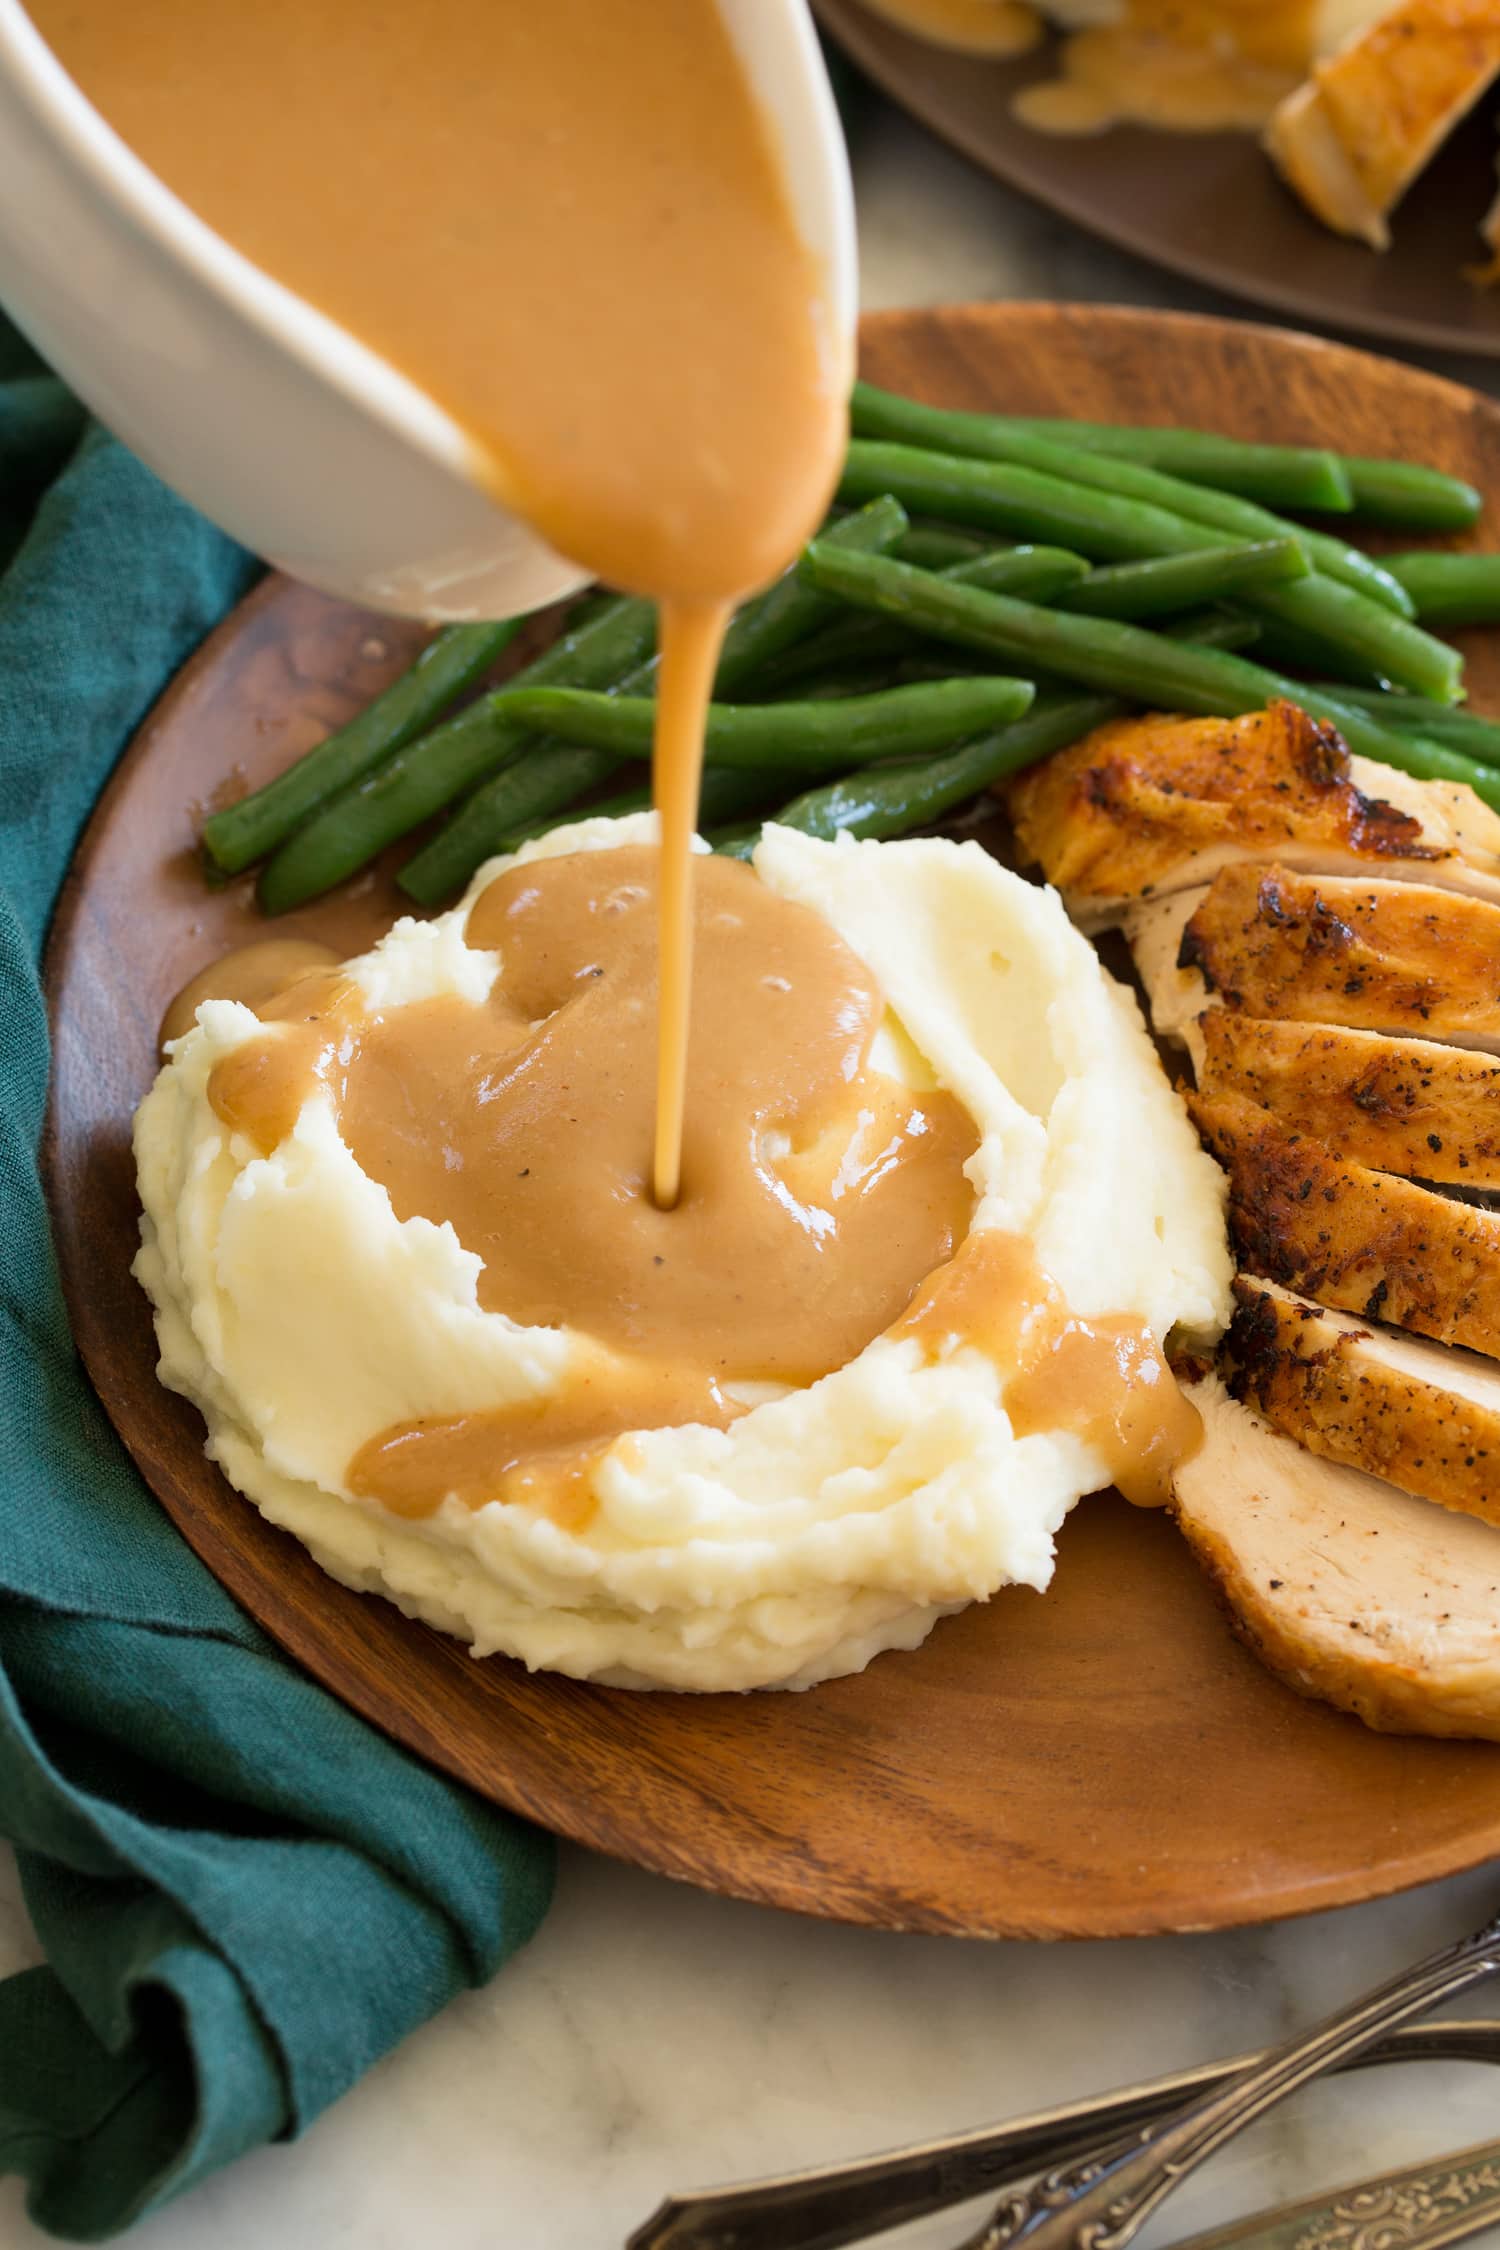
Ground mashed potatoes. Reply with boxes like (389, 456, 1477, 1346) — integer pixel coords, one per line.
(134, 814, 1231, 1691)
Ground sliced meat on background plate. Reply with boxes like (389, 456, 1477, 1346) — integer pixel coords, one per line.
(1196, 1015, 1500, 1189)
(1177, 864, 1500, 1053)
(1191, 1092, 1500, 1358)
(1173, 1375, 1500, 1742)
(1266, 0, 1500, 251)
(1007, 700, 1500, 929)
(1222, 1276, 1500, 1529)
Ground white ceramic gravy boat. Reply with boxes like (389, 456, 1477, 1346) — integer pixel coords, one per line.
(0, 0, 856, 620)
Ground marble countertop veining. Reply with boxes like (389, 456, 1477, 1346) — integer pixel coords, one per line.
(7, 87, 1500, 2250)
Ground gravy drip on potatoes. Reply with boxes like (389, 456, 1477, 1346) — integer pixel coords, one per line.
(159, 939, 340, 1049)
(207, 845, 979, 1514)
(32, 0, 847, 1199)
(346, 1356, 742, 1534)
(203, 846, 1204, 1522)
(893, 1230, 1201, 1506)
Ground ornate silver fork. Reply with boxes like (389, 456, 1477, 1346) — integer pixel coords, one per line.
(955, 1908, 1500, 2250)
(627, 2014, 1500, 2250)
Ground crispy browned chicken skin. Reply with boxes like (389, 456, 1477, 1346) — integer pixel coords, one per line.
(1266, 0, 1500, 253)
(1197, 1015, 1500, 1189)
(1191, 1092, 1500, 1359)
(1021, 696, 1500, 1744)
(1178, 863, 1500, 1051)
(1007, 701, 1500, 926)
(1222, 1276, 1500, 1530)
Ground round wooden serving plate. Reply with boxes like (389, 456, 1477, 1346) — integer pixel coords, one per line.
(44, 305, 1500, 1939)
(818, 0, 1500, 361)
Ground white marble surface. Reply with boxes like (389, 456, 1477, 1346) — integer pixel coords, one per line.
(9, 84, 1500, 2250)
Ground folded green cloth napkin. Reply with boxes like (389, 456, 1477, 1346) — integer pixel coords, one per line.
(0, 319, 555, 2242)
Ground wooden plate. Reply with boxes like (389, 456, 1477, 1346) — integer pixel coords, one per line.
(819, 0, 1500, 361)
(43, 304, 1500, 1940)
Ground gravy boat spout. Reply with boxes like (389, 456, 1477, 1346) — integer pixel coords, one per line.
(0, 0, 856, 622)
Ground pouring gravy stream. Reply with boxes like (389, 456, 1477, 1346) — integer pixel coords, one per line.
(49, 0, 1201, 1522)
(28, 0, 846, 1203)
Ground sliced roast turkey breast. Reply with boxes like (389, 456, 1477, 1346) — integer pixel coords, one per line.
(1266, 0, 1500, 251)
(1172, 1376, 1500, 1742)
(1190, 1092, 1500, 1360)
(1177, 863, 1500, 1055)
(1197, 1015, 1500, 1189)
(1005, 701, 1500, 930)
(1222, 1276, 1500, 1530)
(1123, 887, 1210, 1054)
(1349, 754, 1500, 875)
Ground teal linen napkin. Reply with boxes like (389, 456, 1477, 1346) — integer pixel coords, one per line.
(0, 321, 556, 2242)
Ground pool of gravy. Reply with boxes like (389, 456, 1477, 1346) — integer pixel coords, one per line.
(206, 845, 981, 1516)
(159, 938, 340, 1048)
(195, 844, 1201, 1523)
(30, 0, 848, 1202)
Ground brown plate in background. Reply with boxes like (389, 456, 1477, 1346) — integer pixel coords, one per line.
(819, 0, 1500, 360)
(43, 303, 1500, 1939)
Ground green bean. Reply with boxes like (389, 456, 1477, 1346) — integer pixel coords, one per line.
(796, 544, 1457, 777)
(714, 496, 909, 691)
(837, 446, 1461, 702)
(1155, 607, 1261, 652)
(1246, 614, 1377, 688)
(891, 526, 989, 570)
(1307, 686, 1500, 767)
(1342, 458, 1483, 533)
(900, 603, 1261, 683)
(1254, 571, 1459, 702)
(395, 499, 913, 907)
(510, 781, 653, 836)
(725, 609, 1269, 859)
(901, 409, 1352, 514)
(488, 675, 1036, 772)
(559, 587, 615, 632)
(412, 747, 622, 904)
(202, 618, 525, 875)
(262, 500, 909, 915)
(847, 391, 1411, 614)
(1382, 552, 1500, 628)
(590, 494, 914, 708)
(1308, 702, 1500, 812)
(257, 594, 659, 914)
(842, 434, 1263, 565)
(1009, 424, 1481, 534)
(953, 545, 1090, 596)
(505, 764, 779, 849)
(798, 542, 1294, 716)
(753, 542, 1090, 693)
(706, 823, 764, 857)
(722, 610, 1267, 860)
(1278, 529, 1410, 614)
(1058, 540, 1305, 618)
(746, 687, 1125, 854)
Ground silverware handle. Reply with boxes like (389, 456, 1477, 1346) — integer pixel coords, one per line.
(624, 2017, 1500, 2250)
(1160, 2126, 1500, 2250)
(964, 1913, 1500, 2250)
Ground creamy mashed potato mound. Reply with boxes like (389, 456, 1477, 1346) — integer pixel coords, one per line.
(134, 814, 1231, 1691)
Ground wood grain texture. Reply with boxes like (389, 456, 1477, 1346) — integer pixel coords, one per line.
(41, 305, 1500, 1939)
(818, 0, 1500, 361)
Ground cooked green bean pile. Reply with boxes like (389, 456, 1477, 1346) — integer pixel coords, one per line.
(200, 386, 1500, 911)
